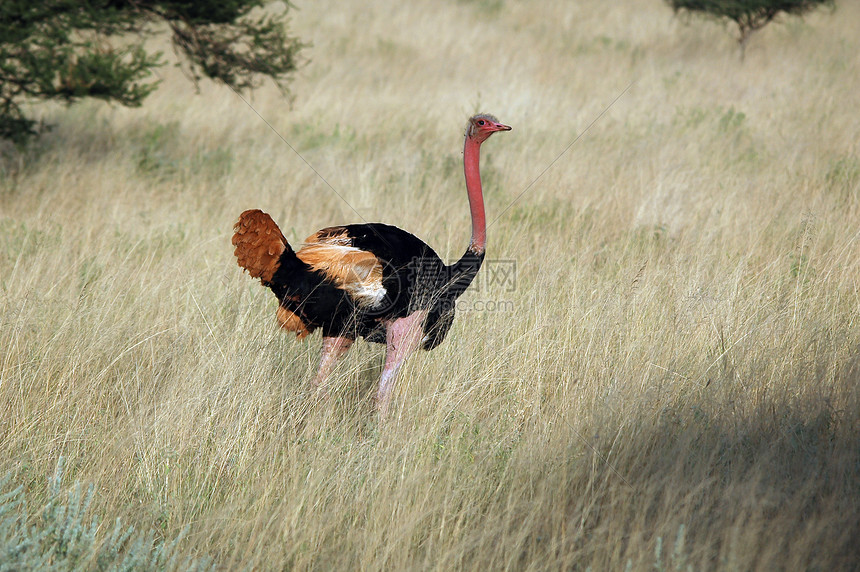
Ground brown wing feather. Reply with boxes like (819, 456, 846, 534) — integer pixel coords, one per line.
(303, 226, 353, 246)
(276, 305, 312, 339)
(232, 209, 288, 282)
(298, 227, 386, 308)
(233, 210, 315, 339)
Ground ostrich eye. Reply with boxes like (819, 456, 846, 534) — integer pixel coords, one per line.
(477, 120, 485, 126)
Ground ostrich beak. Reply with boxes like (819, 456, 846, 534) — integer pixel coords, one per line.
(493, 122, 512, 132)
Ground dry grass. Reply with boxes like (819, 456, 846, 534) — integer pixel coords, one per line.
(2, 0, 860, 569)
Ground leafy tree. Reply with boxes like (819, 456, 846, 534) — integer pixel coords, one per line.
(666, 0, 835, 55)
(0, 1, 304, 145)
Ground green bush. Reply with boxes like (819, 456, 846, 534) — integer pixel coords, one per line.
(0, 458, 213, 571)
(666, 0, 835, 53)
(0, 0, 305, 145)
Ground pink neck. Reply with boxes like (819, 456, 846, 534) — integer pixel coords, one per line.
(463, 136, 486, 255)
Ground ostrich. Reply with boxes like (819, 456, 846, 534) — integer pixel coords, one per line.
(232, 114, 511, 415)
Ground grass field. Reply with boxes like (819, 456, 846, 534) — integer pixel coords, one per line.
(2, 0, 860, 569)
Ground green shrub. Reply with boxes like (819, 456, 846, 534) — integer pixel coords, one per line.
(0, 458, 213, 571)
(0, 0, 305, 145)
(666, 0, 835, 54)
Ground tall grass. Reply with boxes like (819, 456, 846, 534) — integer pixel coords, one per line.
(2, 0, 859, 568)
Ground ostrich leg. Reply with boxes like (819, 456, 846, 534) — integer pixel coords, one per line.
(376, 311, 428, 416)
(313, 336, 353, 390)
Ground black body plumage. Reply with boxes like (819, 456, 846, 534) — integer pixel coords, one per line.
(267, 223, 483, 350)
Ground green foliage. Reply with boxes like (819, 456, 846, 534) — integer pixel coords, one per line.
(132, 121, 234, 181)
(826, 154, 860, 201)
(649, 525, 694, 572)
(666, 0, 835, 52)
(0, 458, 214, 571)
(717, 106, 746, 131)
(0, 0, 305, 145)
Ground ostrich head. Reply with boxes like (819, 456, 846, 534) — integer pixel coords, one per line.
(466, 114, 512, 143)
